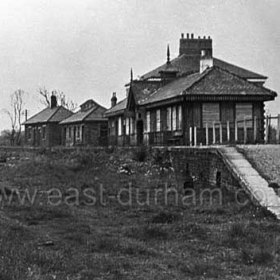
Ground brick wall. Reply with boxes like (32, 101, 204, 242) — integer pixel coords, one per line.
(158, 147, 240, 191)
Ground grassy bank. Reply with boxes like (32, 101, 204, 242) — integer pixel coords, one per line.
(0, 147, 279, 279)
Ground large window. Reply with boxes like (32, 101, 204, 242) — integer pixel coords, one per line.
(202, 103, 220, 127)
(156, 109, 161, 132)
(118, 117, 122, 136)
(167, 107, 172, 131)
(125, 118, 130, 135)
(146, 111, 151, 132)
(236, 103, 253, 127)
(167, 105, 182, 131)
(130, 118, 135, 135)
(172, 106, 177, 130)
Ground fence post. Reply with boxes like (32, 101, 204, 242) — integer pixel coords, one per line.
(219, 123, 222, 144)
(189, 127, 192, 146)
(206, 123, 209, 146)
(227, 121, 230, 142)
(265, 115, 269, 144)
(253, 116, 257, 143)
(243, 118, 247, 144)
(213, 122, 216, 144)
(277, 114, 280, 144)
(235, 120, 238, 142)
(194, 126, 197, 146)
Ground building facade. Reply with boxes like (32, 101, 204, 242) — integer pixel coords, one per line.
(60, 99, 108, 146)
(24, 95, 73, 147)
(105, 34, 277, 146)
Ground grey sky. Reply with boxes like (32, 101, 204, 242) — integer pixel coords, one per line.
(0, 0, 279, 130)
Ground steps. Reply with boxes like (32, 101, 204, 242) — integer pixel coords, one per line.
(218, 146, 280, 219)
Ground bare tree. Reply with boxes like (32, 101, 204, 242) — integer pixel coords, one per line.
(38, 87, 77, 111)
(3, 89, 25, 146)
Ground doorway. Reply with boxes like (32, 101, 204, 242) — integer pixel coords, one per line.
(137, 120, 144, 145)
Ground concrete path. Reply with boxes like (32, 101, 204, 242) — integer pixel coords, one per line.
(218, 146, 280, 219)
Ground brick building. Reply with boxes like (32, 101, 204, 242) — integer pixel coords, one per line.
(60, 99, 108, 146)
(105, 33, 277, 146)
(24, 95, 73, 147)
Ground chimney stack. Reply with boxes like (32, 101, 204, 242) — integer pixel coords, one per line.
(51, 92, 57, 109)
(111, 92, 117, 108)
(200, 49, 213, 73)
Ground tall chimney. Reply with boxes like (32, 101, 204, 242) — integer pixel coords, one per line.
(111, 92, 117, 107)
(51, 93, 57, 109)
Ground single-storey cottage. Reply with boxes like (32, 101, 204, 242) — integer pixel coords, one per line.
(105, 33, 277, 146)
(24, 95, 73, 147)
(60, 99, 108, 146)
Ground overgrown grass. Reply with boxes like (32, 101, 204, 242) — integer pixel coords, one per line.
(0, 147, 279, 279)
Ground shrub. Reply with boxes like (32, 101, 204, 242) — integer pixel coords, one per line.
(133, 146, 148, 162)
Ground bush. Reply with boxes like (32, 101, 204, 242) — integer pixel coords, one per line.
(133, 146, 148, 162)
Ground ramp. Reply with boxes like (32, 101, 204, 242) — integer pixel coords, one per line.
(218, 146, 280, 219)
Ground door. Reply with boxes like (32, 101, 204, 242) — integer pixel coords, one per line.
(137, 120, 144, 145)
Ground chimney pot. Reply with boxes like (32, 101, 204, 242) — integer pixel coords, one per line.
(208, 36, 211, 39)
(181, 33, 184, 38)
(203, 36, 206, 39)
(191, 33, 194, 39)
(111, 92, 117, 107)
(198, 36, 201, 39)
(51, 94, 57, 109)
(186, 33, 189, 39)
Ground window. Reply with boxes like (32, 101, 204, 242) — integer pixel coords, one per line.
(42, 125, 46, 139)
(236, 103, 253, 128)
(118, 117, 122, 136)
(167, 107, 172, 131)
(125, 118, 130, 135)
(156, 109, 161, 132)
(130, 118, 134, 135)
(178, 105, 182, 130)
(27, 126, 32, 139)
(68, 127, 72, 138)
(202, 103, 220, 127)
(76, 126, 80, 139)
(146, 111, 151, 132)
(172, 106, 177, 131)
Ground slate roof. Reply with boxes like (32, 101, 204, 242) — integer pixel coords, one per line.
(130, 81, 162, 104)
(140, 54, 267, 80)
(140, 66, 276, 105)
(105, 98, 127, 116)
(24, 106, 73, 125)
(60, 101, 107, 124)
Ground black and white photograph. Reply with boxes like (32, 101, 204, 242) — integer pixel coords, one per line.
(0, 0, 280, 279)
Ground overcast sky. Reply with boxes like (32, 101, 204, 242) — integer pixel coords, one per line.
(0, 0, 279, 130)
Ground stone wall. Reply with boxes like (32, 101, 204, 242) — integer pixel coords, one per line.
(159, 147, 241, 191)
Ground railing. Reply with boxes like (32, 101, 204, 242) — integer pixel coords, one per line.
(108, 115, 280, 146)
